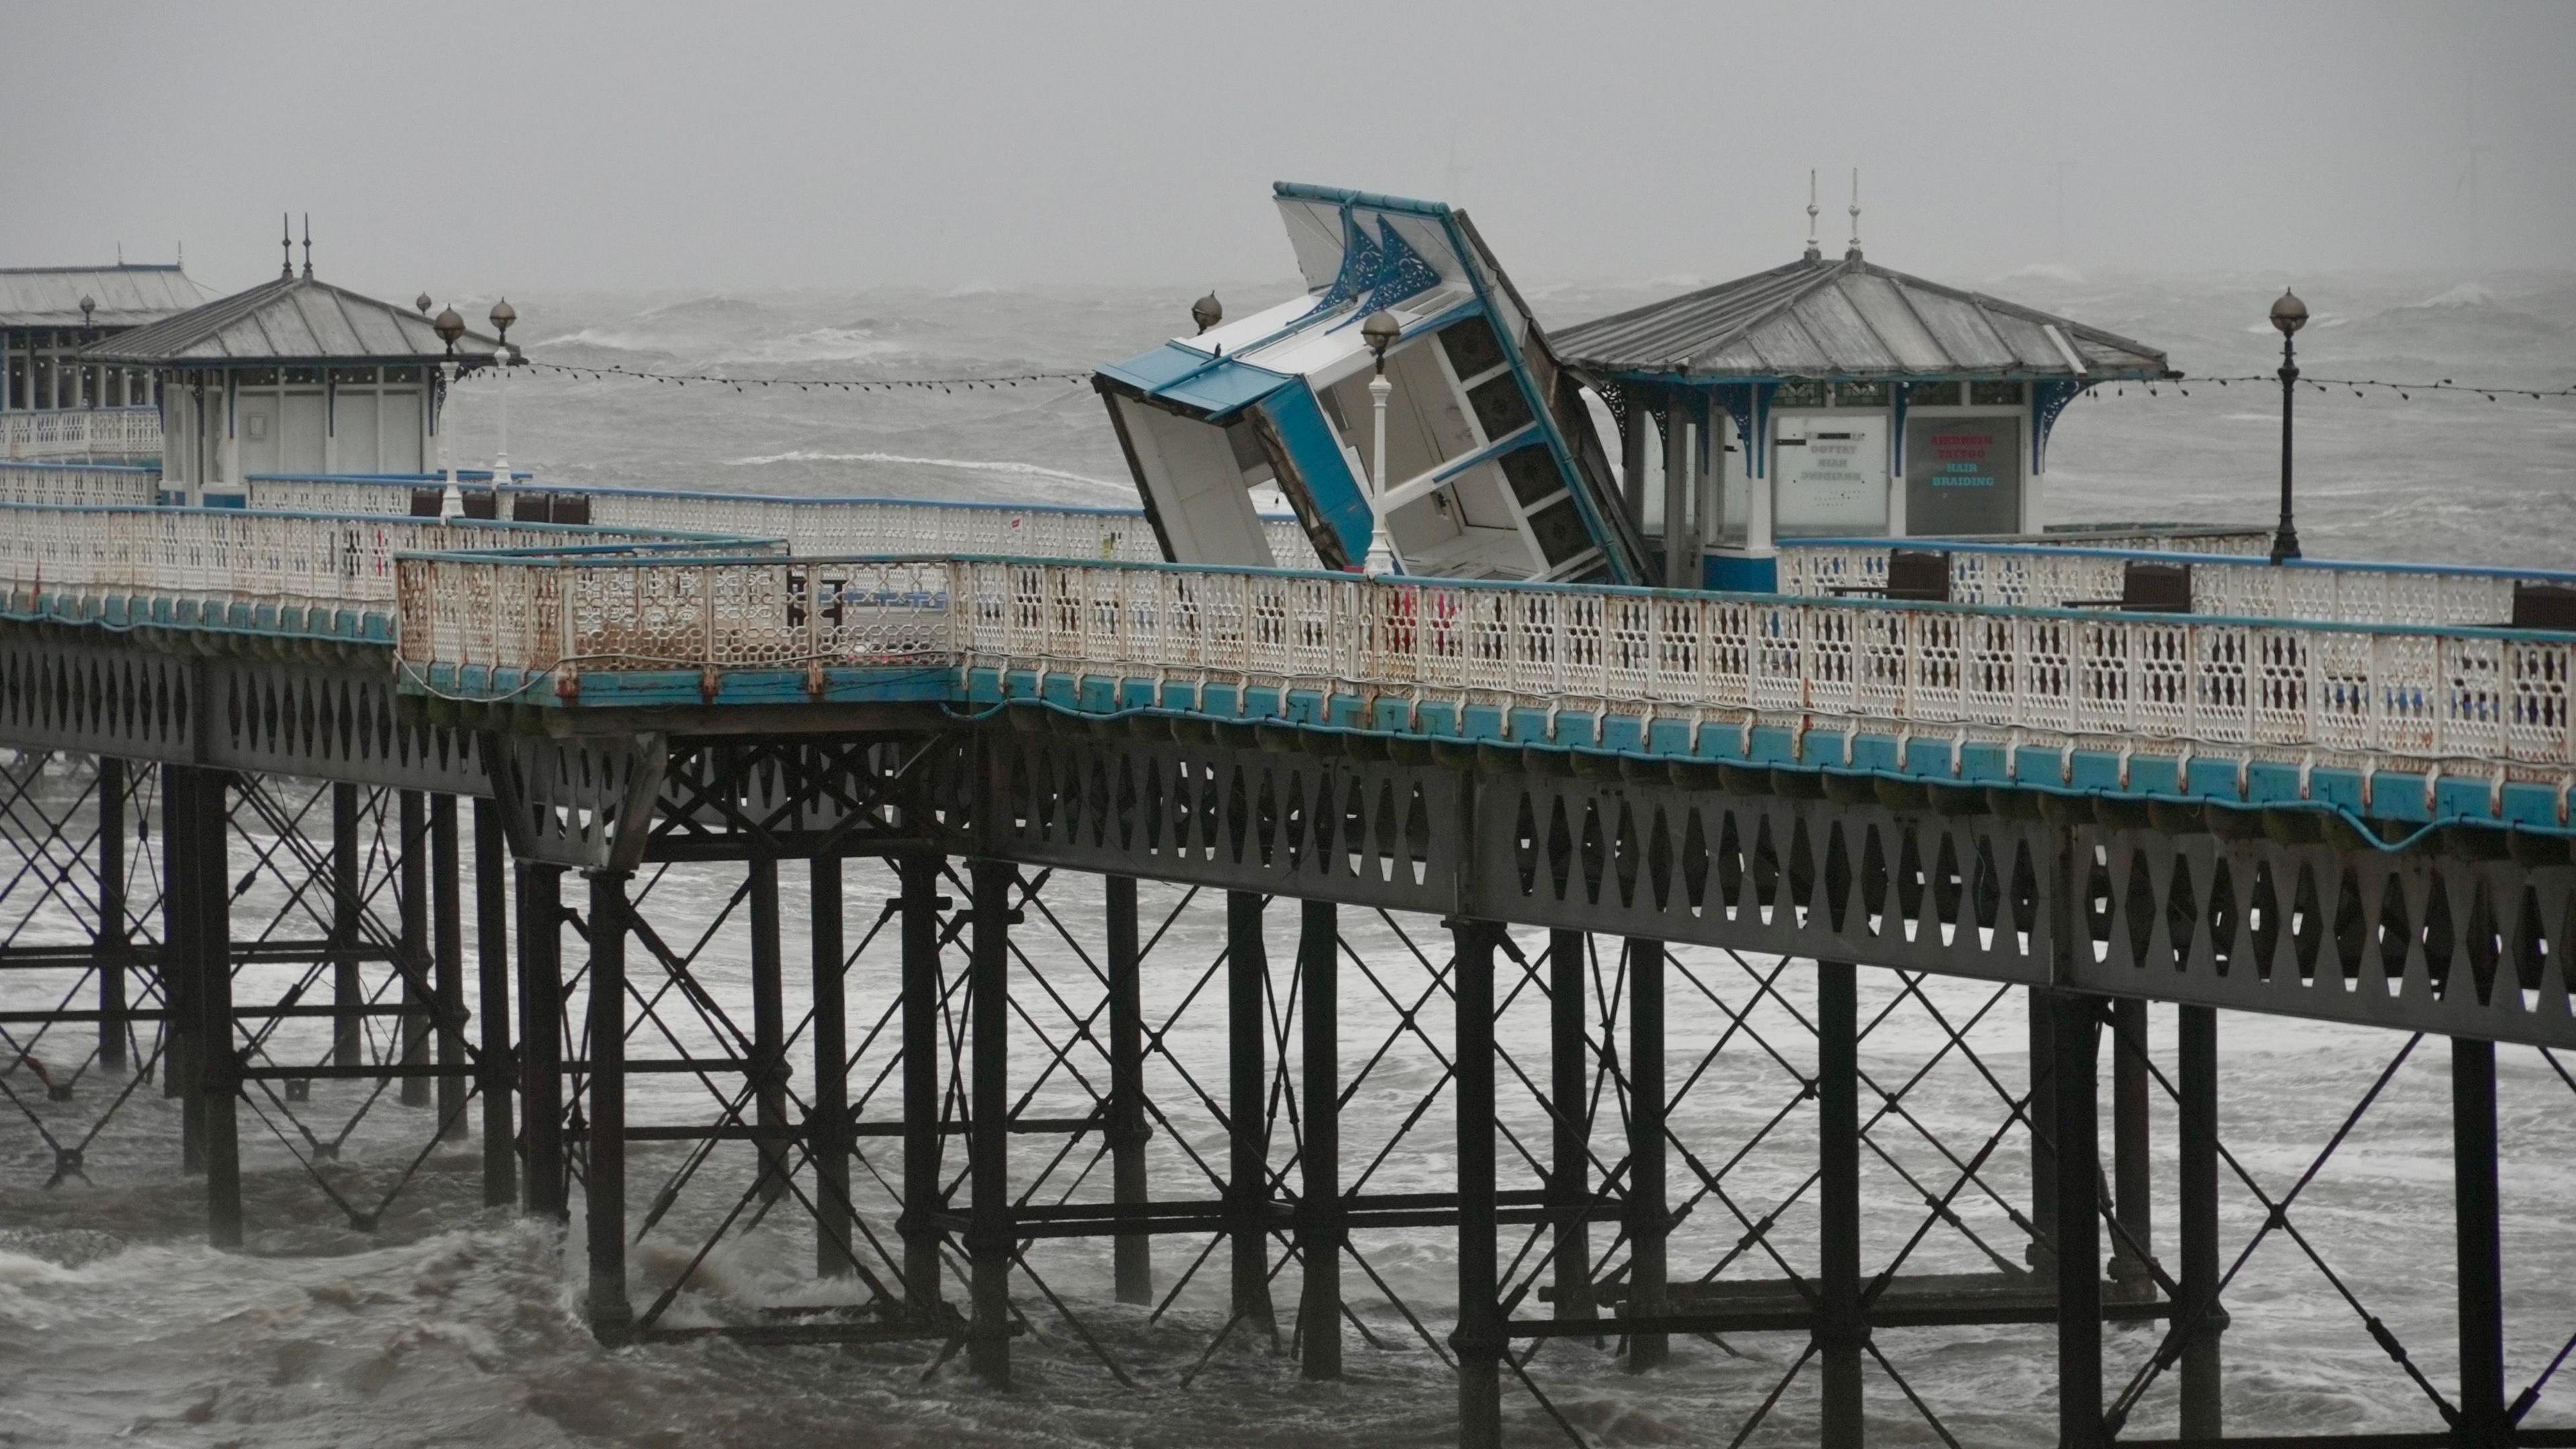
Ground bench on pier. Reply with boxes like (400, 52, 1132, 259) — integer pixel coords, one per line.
(2069, 559, 2193, 614)
(1827, 547, 1953, 602)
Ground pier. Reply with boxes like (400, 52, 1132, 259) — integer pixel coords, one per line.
(2, 458, 2572, 1446)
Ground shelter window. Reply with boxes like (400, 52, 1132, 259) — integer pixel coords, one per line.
(1466, 374, 1534, 441)
(1969, 380, 2025, 407)
(329, 367, 376, 386)
(384, 366, 422, 384)
(1437, 315, 1507, 381)
(1773, 378, 1825, 407)
(236, 368, 279, 387)
(1498, 444, 1561, 507)
(284, 367, 321, 386)
(1831, 380, 1890, 407)
(1906, 381, 1964, 407)
(1528, 498, 1591, 565)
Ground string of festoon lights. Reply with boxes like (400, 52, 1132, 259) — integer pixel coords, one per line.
(515, 359, 1091, 392)
(2083, 375, 2575, 402)
(508, 357, 2571, 405)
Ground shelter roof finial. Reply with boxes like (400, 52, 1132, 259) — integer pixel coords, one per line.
(1804, 170, 1821, 262)
(301, 214, 313, 278)
(280, 213, 293, 279)
(1847, 170, 1863, 260)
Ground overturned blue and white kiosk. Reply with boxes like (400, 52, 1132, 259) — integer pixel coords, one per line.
(1095, 183, 1650, 584)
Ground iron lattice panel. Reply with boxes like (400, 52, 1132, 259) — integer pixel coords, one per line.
(207, 662, 486, 795)
(0, 636, 486, 796)
(2076, 824, 2576, 1049)
(977, 731, 1468, 916)
(0, 635, 197, 762)
(1468, 775, 2057, 984)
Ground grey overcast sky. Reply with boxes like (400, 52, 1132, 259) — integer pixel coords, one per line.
(3, 1, 2569, 299)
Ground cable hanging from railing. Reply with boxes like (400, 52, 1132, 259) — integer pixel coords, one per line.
(504, 360, 1093, 393)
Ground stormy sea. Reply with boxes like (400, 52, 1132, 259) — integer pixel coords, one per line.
(1, 268, 2571, 1448)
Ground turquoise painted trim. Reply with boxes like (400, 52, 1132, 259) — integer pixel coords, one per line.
(1703, 554, 1779, 591)
(1271, 182, 1453, 218)
(0, 460, 162, 476)
(1258, 382, 1375, 563)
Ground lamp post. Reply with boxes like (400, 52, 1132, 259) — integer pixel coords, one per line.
(488, 299, 517, 490)
(1361, 310, 1402, 576)
(2269, 287, 2306, 564)
(432, 305, 466, 522)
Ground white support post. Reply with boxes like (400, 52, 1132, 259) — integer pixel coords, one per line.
(1366, 372, 1398, 576)
(1748, 415, 1776, 559)
(437, 360, 463, 523)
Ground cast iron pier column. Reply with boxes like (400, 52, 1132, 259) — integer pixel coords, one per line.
(2177, 1004, 2221, 1438)
(1228, 890, 1275, 1335)
(584, 869, 633, 1345)
(473, 800, 515, 1208)
(1818, 960, 1863, 1446)
(810, 857, 854, 1278)
(900, 853, 945, 1316)
(1550, 928, 1596, 1326)
(2455, 1036, 2506, 1446)
(1108, 875, 1153, 1305)
(967, 857, 1014, 1384)
(2053, 989, 2103, 1449)
(1627, 937, 1668, 1370)
(1299, 898, 1341, 1379)
(431, 795, 466, 1140)
(517, 861, 566, 1218)
(1454, 920, 1502, 1449)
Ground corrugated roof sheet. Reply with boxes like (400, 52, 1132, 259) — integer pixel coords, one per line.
(1554, 252, 2171, 381)
(80, 275, 501, 365)
(0, 264, 212, 328)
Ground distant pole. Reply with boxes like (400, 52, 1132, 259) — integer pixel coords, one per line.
(2269, 288, 2306, 564)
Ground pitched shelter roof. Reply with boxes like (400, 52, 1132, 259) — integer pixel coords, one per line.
(1553, 251, 2174, 382)
(81, 274, 500, 366)
(0, 264, 212, 328)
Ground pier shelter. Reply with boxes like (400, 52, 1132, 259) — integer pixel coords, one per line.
(0, 263, 207, 458)
(83, 266, 496, 504)
(1554, 244, 2174, 589)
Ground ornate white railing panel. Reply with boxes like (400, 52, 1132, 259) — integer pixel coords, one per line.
(0, 505, 739, 622)
(0, 407, 162, 460)
(0, 460, 162, 507)
(392, 555, 2576, 782)
(1778, 540, 2563, 627)
(245, 474, 1323, 570)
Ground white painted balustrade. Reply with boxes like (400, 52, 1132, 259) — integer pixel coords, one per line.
(0, 461, 161, 507)
(393, 554, 2576, 780)
(1779, 540, 2565, 627)
(0, 506, 727, 619)
(0, 407, 162, 460)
